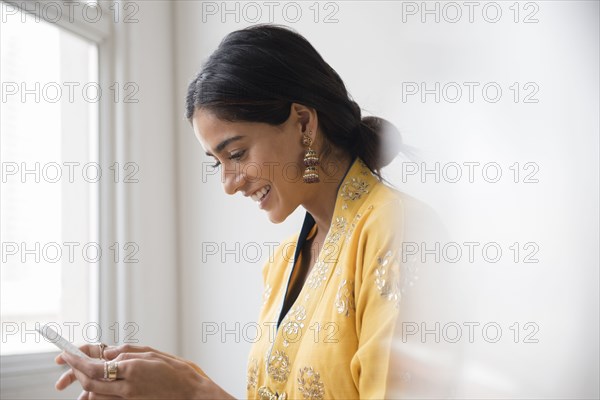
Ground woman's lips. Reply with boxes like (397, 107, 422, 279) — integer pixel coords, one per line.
(250, 184, 271, 204)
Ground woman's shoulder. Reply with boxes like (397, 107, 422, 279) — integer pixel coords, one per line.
(361, 180, 447, 243)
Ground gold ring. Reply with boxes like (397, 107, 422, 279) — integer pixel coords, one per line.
(97, 343, 107, 360)
(105, 360, 118, 381)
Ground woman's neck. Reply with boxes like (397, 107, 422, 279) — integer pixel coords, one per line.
(302, 153, 353, 236)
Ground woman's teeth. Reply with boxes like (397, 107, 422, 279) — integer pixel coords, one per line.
(251, 185, 271, 202)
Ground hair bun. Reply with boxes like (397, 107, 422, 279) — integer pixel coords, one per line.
(359, 116, 406, 170)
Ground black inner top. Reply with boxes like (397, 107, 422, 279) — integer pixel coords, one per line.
(276, 212, 316, 328)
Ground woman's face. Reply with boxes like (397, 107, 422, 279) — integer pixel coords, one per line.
(191, 104, 315, 223)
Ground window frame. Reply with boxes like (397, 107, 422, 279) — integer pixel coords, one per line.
(1, 0, 128, 395)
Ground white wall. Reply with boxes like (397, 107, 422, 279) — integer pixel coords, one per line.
(116, 1, 179, 353)
(173, 1, 599, 398)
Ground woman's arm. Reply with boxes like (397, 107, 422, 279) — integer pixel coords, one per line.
(56, 344, 235, 399)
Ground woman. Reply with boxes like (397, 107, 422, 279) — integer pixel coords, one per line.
(56, 24, 414, 399)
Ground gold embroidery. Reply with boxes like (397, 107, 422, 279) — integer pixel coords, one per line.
(334, 216, 347, 231)
(326, 216, 347, 246)
(305, 260, 328, 289)
(281, 305, 307, 347)
(322, 241, 337, 262)
(358, 158, 371, 176)
(345, 205, 374, 244)
(334, 279, 355, 317)
(340, 177, 369, 201)
(345, 213, 362, 243)
(375, 250, 401, 306)
(258, 386, 287, 400)
(401, 255, 420, 293)
(297, 367, 325, 400)
(247, 357, 258, 390)
(267, 350, 291, 382)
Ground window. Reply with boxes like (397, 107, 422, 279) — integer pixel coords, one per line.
(1, 1, 100, 355)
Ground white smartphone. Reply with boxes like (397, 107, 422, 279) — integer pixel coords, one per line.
(37, 325, 92, 360)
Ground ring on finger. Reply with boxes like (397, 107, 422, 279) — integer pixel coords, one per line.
(104, 360, 118, 381)
(96, 343, 107, 360)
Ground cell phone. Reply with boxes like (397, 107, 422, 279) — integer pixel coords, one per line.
(37, 325, 92, 360)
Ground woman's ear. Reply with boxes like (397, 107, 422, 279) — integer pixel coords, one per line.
(291, 103, 317, 133)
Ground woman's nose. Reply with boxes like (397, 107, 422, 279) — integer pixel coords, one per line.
(221, 163, 245, 195)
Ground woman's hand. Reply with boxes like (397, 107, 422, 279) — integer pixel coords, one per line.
(55, 344, 234, 399)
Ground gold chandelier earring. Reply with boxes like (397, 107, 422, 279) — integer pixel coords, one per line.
(302, 130, 320, 183)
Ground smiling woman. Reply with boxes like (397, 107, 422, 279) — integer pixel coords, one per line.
(55, 24, 424, 399)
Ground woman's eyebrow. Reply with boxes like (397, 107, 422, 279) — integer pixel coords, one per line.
(205, 135, 244, 156)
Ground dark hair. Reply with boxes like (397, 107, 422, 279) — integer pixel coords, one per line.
(185, 24, 405, 178)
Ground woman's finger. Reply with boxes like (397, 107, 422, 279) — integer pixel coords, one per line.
(55, 368, 77, 391)
(68, 365, 130, 397)
(102, 345, 209, 378)
(61, 352, 105, 380)
(102, 344, 154, 360)
(62, 350, 140, 382)
(65, 354, 146, 396)
(63, 350, 209, 398)
(88, 391, 123, 400)
(56, 343, 107, 366)
(78, 343, 101, 358)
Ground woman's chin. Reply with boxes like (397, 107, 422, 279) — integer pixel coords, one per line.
(265, 205, 293, 224)
(266, 211, 286, 224)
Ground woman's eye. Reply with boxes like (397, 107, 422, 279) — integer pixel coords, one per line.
(209, 158, 221, 168)
(209, 150, 244, 169)
(229, 150, 245, 161)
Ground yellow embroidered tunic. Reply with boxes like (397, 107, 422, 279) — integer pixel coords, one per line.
(247, 158, 407, 400)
